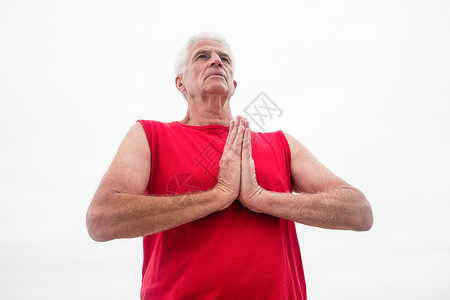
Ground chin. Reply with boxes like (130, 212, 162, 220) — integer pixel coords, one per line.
(204, 84, 228, 95)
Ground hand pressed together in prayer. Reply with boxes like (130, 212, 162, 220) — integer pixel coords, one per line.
(215, 115, 265, 212)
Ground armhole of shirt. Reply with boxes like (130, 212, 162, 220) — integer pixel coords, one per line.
(137, 120, 154, 195)
(277, 130, 293, 192)
(137, 120, 153, 146)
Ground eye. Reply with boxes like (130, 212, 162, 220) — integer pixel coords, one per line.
(221, 57, 230, 63)
(196, 54, 208, 60)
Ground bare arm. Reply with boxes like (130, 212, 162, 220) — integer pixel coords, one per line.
(86, 120, 245, 241)
(239, 128, 373, 231)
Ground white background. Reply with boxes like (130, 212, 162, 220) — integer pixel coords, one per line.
(1, 0, 449, 299)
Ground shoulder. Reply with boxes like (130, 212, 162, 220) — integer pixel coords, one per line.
(282, 132, 311, 160)
(118, 122, 149, 154)
(282, 132, 299, 149)
(282, 132, 322, 172)
(135, 120, 180, 141)
(282, 132, 347, 193)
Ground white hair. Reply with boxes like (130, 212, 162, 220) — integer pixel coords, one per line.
(174, 32, 235, 76)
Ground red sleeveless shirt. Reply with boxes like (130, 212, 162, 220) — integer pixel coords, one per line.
(137, 120, 306, 300)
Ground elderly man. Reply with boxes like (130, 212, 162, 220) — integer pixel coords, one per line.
(86, 32, 373, 299)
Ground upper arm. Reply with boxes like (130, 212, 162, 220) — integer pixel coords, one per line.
(284, 133, 349, 194)
(94, 122, 151, 199)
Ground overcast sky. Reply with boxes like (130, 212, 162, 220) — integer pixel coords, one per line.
(1, 0, 449, 299)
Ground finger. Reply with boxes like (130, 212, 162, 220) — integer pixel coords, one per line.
(228, 119, 234, 133)
(247, 128, 252, 156)
(242, 119, 250, 149)
(224, 119, 238, 152)
(230, 116, 242, 139)
(232, 119, 245, 155)
(226, 119, 234, 142)
(244, 119, 250, 130)
(243, 127, 252, 156)
(247, 120, 253, 156)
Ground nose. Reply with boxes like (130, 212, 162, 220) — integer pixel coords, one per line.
(209, 53, 223, 68)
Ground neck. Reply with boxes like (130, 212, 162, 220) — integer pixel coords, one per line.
(180, 94, 233, 126)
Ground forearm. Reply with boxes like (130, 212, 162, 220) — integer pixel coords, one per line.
(258, 187, 373, 231)
(86, 188, 227, 241)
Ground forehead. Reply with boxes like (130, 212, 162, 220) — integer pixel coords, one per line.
(188, 39, 229, 57)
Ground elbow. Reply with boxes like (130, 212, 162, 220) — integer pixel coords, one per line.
(86, 206, 113, 242)
(347, 190, 373, 231)
(354, 207, 373, 231)
(353, 198, 373, 232)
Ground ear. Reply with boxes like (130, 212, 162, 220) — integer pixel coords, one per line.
(175, 75, 185, 92)
(230, 79, 238, 96)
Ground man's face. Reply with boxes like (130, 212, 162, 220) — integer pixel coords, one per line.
(177, 39, 237, 99)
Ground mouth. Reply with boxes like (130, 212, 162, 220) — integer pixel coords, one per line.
(206, 70, 226, 80)
(206, 74, 227, 84)
(208, 74, 225, 78)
